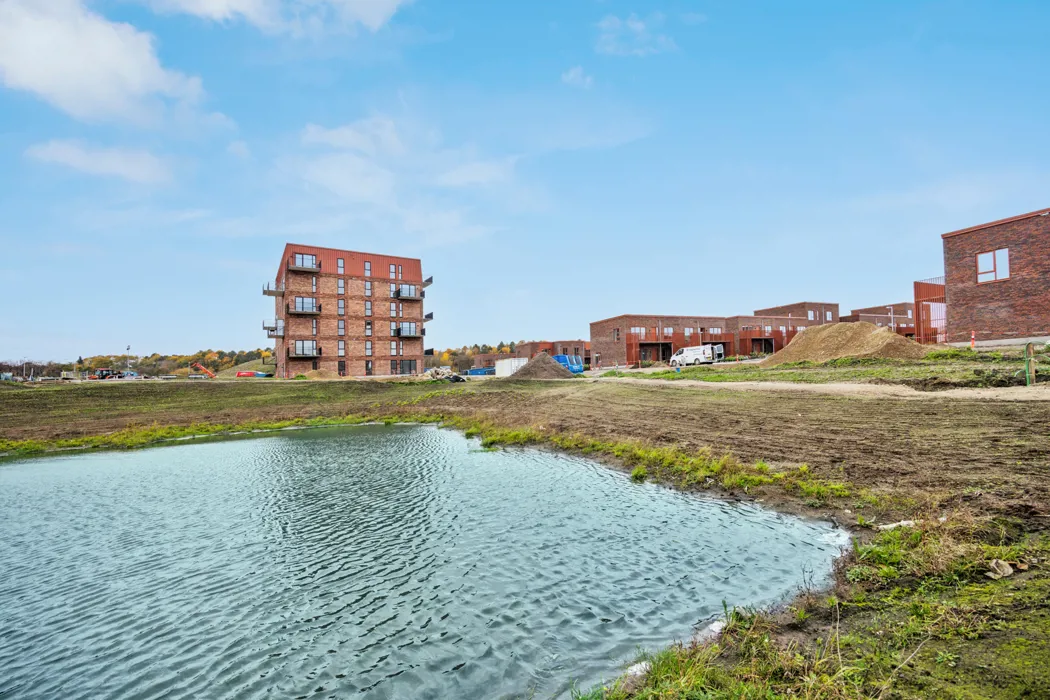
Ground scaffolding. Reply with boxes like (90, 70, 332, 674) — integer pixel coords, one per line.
(914, 276, 947, 345)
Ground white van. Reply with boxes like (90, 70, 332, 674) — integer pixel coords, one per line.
(669, 344, 724, 367)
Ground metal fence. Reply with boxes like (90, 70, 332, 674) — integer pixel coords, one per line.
(914, 276, 947, 345)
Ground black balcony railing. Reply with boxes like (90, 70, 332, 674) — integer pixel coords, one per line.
(263, 320, 285, 337)
(423, 312, 434, 322)
(394, 286, 425, 300)
(287, 256, 321, 272)
(287, 302, 321, 315)
(262, 282, 285, 296)
(394, 327, 425, 338)
(422, 275, 434, 288)
(288, 346, 322, 359)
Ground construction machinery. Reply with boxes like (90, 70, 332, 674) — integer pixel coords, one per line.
(191, 363, 216, 379)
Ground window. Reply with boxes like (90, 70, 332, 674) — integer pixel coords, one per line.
(337, 299, 345, 316)
(709, 327, 722, 335)
(398, 264, 402, 279)
(364, 261, 372, 277)
(807, 310, 815, 321)
(365, 360, 373, 376)
(390, 283, 397, 296)
(365, 320, 372, 336)
(390, 302, 397, 317)
(365, 340, 372, 356)
(338, 360, 346, 377)
(764, 325, 773, 333)
(337, 258, 344, 274)
(665, 327, 674, 335)
(390, 341, 397, 356)
(629, 326, 645, 338)
(390, 321, 398, 335)
(365, 301, 372, 317)
(399, 341, 404, 356)
(338, 319, 345, 336)
(338, 340, 345, 357)
(780, 326, 786, 333)
(294, 297, 318, 312)
(613, 328, 620, 341)
(337, 278, 345, 295)
(825, 311, 832, 322)
(796, 325, 806, 331)
(389, 263, 396, 279)
(400, 359, 417, 375)
(684, 328, 693, 337)
(294, 253, 317, 268)
(907, 309, 913, 319)
(312, 319, 317, 336)
(365, 281, 372, 297)
(294, 340, 317, 356)
(977, 248, 1010, 283)
(391, 360, 399, 374)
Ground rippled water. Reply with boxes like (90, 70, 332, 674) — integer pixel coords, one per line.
(0, 425, 846, 699)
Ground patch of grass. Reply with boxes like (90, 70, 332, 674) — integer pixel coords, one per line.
(630, 465, 648, 482)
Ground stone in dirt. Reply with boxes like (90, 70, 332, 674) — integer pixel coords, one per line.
(510, 352, 575, 379)
(761, 322, 929, 368)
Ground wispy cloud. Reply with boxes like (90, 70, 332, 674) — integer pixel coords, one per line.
(436, 158, 516, 187)
(0, 0, 206, 125)
(561, 65, 593, 89)
(301, 116, 405, 155)
(144, 0, 411, 34)
(596, 13, 677, 57)
(25, 140, 171, 184)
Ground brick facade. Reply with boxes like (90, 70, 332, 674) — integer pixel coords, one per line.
(266, 244, 429, 378)
(942, 207, 1050, 343)
(840, 302, 915, 335)
(752, 302, 839, 324)
(590, 315, 729, 367)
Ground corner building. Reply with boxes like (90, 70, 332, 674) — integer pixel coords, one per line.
(263, 244, 431, 378)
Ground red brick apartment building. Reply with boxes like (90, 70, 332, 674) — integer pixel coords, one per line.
(263, 244, 432, 378)
(936, 207, 1050, 344)
(590, 303, 837, 367)
(841, 303, 916, 337)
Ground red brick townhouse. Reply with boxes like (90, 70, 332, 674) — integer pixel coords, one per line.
(263, 244, 432, 378)
(840, 303, 916, 337)
(939, 207, 1050, 344)
(589, 302, 838, 367)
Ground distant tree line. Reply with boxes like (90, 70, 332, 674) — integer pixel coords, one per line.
(0, 349, 272, 378)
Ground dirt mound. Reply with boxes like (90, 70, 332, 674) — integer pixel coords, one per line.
(302, 369, 346, 380)
(511, 352, 575, 379)
(761, 322, 928, 368)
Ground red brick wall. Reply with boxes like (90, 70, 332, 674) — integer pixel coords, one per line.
(590, 315, 727, 367)
(752, 302, 839, 324)
(943, 212, 1050, 342)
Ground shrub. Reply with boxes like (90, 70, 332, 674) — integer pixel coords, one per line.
(631, 465, 648, 482)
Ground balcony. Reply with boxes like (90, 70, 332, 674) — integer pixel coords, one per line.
(287, 257, 321, 273)
(288, 346, 322, 359)
(262, 283, 285, 297)
(394, 286, 425, 300)
(394, 326, 425, 339)
(422, 275, 434, 288)
(286, 302, 321, 315)
(263, 321, 285, 337)
(424, 312, 434, 322)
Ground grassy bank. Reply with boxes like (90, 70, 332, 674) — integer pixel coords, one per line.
(2, 379, 1049, 698)
(601, 348, 1044, 389)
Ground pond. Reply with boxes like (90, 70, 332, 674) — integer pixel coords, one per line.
(0, 424, 847, 699)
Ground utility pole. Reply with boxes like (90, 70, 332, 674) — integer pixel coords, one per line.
(127, 345, 132, 372)
(887, 306, 896, 332)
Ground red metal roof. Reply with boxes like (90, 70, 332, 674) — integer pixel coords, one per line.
(941, 206, 1050, 239)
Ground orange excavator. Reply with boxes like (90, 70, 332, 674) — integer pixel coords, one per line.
(191, 362, 216, 379)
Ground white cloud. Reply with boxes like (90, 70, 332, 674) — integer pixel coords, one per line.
(300, 152, 397, 204)
(436, 159, 515, 188)
(227, 140, 251, 158)
(0, 0, 203, 124)
(302, 116, 405, 156)
(596, 13, 677, 57)
(561, 65, 593, 89)
(25, 140, 171, 184)
(145, 0, 410, 33)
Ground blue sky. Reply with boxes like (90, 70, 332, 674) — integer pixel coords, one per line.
(2, 0, 1049, 360)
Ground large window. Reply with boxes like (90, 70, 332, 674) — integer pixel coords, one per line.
(365, 281, 372, 297)
(337, 278, 345, 295)
(364, 261, 372, 277)
(390, 360, 399, 374)
(293, 253, 317, 268)
(294, 340, 317, 356)
(338, 319, 345, 336)
(977, 248, 1010, 283)
(825, 311, 832, 322)
(337, 299, 345, 316)
(709, 327, 722, 334)
(400, 359, 417, 375)
(399, 323, 417, 336)
(390, 341, 397, 356)
(807, 310, 815, 321)
(390, 321, 398, 335)
(390, 302, 397, 317)
(365, 320, 372, 336)
(390, 283, 397, 296)
(365, 340, 372, 356)
(294, 297, 318, 312)
(629, 326, 645, 337)
(338, 340, 345, 357)
(365, 360, 373, 376)
(337, 258, 344, 274)
(389, 263, 396, 279)
(312, 319, 317, 336)
(365, 301, 372, 317)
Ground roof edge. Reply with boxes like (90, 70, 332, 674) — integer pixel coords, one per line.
(942, 207, 1050, 239)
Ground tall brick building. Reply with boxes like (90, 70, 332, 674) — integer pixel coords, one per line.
(940, 207, 1050, 344)
(263, 244, 431, 378)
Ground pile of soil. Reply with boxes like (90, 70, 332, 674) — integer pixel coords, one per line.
(303, 369, 345, 380)
(761, 322, 928, 368)
(511, 353, 575, 379)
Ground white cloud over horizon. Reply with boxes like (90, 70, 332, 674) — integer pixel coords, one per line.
(145, 0, 411, 33)
(25, 140, 171, 184)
